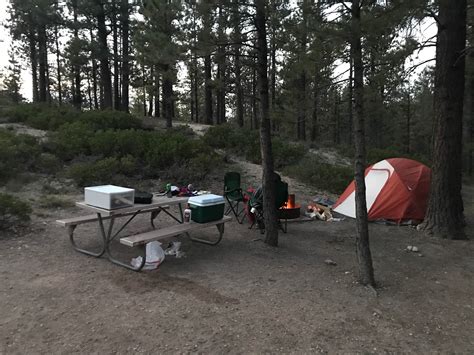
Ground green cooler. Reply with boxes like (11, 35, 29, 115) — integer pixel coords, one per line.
(188, 194, 225, 223)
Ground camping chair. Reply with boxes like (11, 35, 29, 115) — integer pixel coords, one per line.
(248, 175, 289, 233)
(224, 172, 247, 224)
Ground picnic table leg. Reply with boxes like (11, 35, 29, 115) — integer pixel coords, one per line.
(99, 212, 148, 271)
(189, 222, 224, 246)
(68, 223, 106, 258)
(150, 209, 162, 228)
(160, 203, 184, 224)
(107, 244, 147, 271)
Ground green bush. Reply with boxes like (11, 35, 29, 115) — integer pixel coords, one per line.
(49, 122, 95, 160)
(5, 103, 79, 130)
(78, 110, 142, 131)
(37, 195, 75, 209)
(0, 129, 42, 183)
(67, 157, 122, 186)
(203, 125, 305, 168)
(366, 147, 430, 166)
(0, 193, 32, 230)
(284, 157, 353, 194)
(36, 153, 62, 174)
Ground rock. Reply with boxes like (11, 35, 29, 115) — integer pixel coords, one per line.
(324, 259, 337, 266)
(407, 245, 413, 251)
(412, 246, 419, 252)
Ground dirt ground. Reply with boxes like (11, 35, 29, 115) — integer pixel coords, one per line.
(1, 161, 473, 354)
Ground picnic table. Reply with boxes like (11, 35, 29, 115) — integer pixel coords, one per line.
(56, 196, 231, 271)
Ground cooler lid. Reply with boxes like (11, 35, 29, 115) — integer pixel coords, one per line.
(85, 185, 135, 194)
(188, 194, 225, 206)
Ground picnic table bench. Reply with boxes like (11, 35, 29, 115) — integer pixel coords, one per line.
(56, 196, 232, 271)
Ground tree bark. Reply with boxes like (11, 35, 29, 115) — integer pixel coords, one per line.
(162, 66, 173, 128)
(154, 70, 160, 118)
(348, 55, 353, 144)
(256, 0, 279, 247)
(38, 25, 48, 103)
(351, 0, 375, 287)
(148, 66, 154, 116)
(297, 0, 308, 141)
(112, 2, 121, 110)
(96, 0, 113, 109)
(28, 27, 39, 102)
(54, 23, 62, 105)
(72, 0, 82, 109)
(121, 0, 130, 112)
(421, 0, 467, 239)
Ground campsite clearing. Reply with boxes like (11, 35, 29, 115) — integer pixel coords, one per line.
(0, 172, 473, 353)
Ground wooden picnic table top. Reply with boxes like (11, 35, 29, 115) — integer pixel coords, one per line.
(75, 196, 189, 217)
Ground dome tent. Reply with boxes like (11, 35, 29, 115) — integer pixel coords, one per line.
(333, 158, 431, 223)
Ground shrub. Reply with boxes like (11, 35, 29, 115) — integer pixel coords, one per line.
(284, 157, 353, 194)
(37, 195, 75, 209)
(0, 129, 42, 183)
(5, 103, 79, 130)
(203, 125, 304, 168)
(78, 110, 142, 131)
(0, 193, 32, 230)
(35, 153, 62, 174)
(49, 122, 95, 160)
(67, 157, 122, 186)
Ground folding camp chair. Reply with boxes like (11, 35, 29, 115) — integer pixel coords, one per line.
(223, 172, 247, 224)
(248, 175, 289, 233)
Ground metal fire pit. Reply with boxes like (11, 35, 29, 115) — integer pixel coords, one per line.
(279, 193, 301, 219)
(279, 205, 301, 219)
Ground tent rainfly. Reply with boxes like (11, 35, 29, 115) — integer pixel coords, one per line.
(333, 158, 431, 223)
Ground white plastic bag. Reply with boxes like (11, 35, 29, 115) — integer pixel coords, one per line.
(131, 241, 165, 270)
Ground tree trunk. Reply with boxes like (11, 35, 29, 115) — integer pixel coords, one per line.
(421, 0, 467, 239)
(232, 0, 243, 127)
(112, 2, 121, 110)
(148, 66, 154, 117)
(96, 0, 113, 109)
(297, 0, 308, 141)
(348, 56, 353, 144)
(28, 28, 39, 102)
(256, 0, 278, 247)
(54, 23, 62, 105)
(406, 91, 411, 154)
(311, 68, 319, 141)
(204, 54, 213, 125)
(252, 62, 258, 129)
(72, 0, 82, 109)
(351, 0, 375, 287)
(92, 59, 99, 109)
(121, 0, 130, 112)
(154, 70, 160, 118)
(162, 66, 173, 128)
(38, 25, 48, 103)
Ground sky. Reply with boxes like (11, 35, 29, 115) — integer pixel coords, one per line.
(0, 1, 436, 102)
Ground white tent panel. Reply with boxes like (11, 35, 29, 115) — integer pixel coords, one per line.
(333, 166, 391, 218)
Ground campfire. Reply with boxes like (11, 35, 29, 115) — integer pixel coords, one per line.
(279, 194, 301, 219)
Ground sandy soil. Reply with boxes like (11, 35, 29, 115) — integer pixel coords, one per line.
(1, 119, 473, 353)
(1, 167, 473, 354)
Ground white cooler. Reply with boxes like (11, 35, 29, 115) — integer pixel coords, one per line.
(84, 185, 135, 210)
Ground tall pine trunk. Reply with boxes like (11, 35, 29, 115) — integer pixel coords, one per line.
(351, 0, 375, 287)
(54, 23, 62, 105)
(256, 0, 278, 247)
(121, 0, 130, 112)
(38, 25, 48, 103)
(421, 0, 467, 239)
(154, 70, 160, 118)
(28, 26, 39, 102)
(162, 66, 173, 128)
(97, 0, 113, 109)
(72, 0, 81, 109)
(112, 3, 121, 110)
